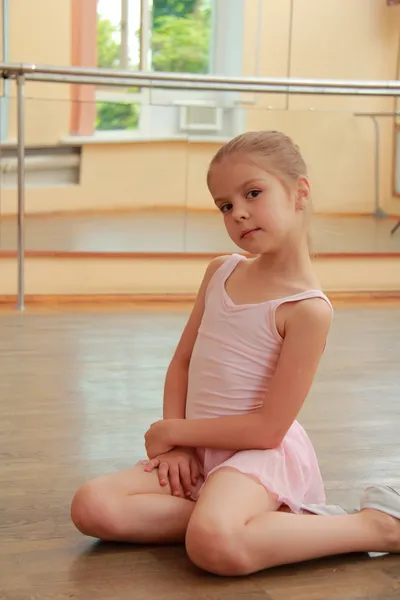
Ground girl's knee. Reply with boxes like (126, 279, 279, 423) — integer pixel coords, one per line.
(185, 514, 251, 576)
(70, 481, 122, 540)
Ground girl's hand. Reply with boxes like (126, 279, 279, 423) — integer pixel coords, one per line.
(144, 419, 174, 459)
(143, 447, 200, 499)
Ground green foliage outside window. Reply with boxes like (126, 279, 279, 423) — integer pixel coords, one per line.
(96, 0, 211, 131)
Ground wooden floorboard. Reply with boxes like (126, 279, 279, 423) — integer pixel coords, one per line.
(0, 306, 400, 599)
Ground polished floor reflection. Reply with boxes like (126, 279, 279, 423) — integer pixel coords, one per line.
(0, 304, 399, 598)
(1, 210, 400, 253)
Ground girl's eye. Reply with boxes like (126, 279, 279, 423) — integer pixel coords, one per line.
(246, 189, 261, 199)
(220, 203, 232, 214)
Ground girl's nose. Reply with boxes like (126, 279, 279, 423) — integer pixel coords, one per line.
(232, 203, 250, 221)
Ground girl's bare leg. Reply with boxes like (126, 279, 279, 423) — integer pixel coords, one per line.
(185, 468, 400, 576)
(71, 463, 197, 544)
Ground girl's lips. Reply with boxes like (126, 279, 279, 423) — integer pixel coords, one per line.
(241, 228, 260, 239)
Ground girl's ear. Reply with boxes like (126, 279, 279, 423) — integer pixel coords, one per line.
(296, 177, 310, 211)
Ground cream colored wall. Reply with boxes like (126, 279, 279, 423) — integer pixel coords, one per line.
(1, 0, 399, 216)
(0, 141, 219, 215)
(7, 0, 71, 145)
(243, 0, 400, 215)
(0, 3, 3, 96)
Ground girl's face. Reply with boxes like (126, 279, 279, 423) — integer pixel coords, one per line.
(208, 154, 308, 254)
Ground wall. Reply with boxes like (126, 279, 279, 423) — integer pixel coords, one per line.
(1, 0, 399, 216)
(243, 0, 400, 215)
(0, 140, 219, 215)
(6, 0, 71, 145)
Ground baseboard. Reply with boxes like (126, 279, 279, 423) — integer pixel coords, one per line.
(1, 291, 400, 308)
(1, 250, 400, 260)
(0, 294, 196, 307)
(327, 291, 400, 304)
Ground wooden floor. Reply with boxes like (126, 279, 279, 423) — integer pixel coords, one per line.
(0, 210, 400, 254)
(1, 305, 400, 599)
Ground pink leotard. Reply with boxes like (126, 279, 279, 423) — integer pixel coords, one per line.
(186, 253, 332, 512)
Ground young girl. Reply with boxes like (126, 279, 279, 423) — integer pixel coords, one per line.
(71, 130, 400, 576)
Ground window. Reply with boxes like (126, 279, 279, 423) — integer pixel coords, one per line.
(151, 0, 212, 74)
(96, 0, 142, 132)
(95, 0, 245, 138)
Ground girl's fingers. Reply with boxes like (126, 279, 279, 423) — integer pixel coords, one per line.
(158, 461, 169, 486)
(143, 458, 160, 472)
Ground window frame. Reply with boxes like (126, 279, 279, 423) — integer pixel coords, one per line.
(94, 0, 245, 138)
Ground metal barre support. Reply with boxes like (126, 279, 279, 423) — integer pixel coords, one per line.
(15, 74, 400, 96)
(16, 74, 25, 311)
(2, 62, 400, 95)
(353, 112, 400, 219)
(371, 115, 386, 218)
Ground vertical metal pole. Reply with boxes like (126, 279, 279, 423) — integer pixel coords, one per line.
(371, 116, 386, 218)
(16, 74, 25, 311)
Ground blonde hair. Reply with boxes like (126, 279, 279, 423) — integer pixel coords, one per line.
(208, 130, 308, 188)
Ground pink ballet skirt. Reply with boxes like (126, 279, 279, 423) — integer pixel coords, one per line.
(193, 421, 325, 513)
(184, 254, 332, 513)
